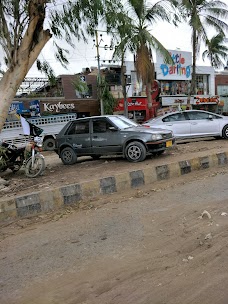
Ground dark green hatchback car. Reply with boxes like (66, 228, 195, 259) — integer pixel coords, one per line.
(55, 115, 175, 164)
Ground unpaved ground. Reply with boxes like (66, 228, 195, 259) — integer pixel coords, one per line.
(1, 137, 228, 200)
(1, 166, 228, 303)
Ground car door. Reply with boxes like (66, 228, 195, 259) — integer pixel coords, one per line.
(161, 112, 191, 138)
(65, 119, 92, 154)
(91, 117, 122, 154)
(186, 111, 220, 137)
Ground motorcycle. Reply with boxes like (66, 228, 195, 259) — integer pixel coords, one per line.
(0, 136, 45, 178)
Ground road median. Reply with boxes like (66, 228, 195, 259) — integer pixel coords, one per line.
(0, 151, 227, 221)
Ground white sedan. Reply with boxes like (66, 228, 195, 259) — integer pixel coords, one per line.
(143, 110, 228, 139)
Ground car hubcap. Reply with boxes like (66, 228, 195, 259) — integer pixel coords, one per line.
(128, 146, 141, 160)
(225, 129, 228, 137)
(64, 151, 72, 162)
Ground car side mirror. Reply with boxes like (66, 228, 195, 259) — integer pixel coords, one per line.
(109, 126, 118, 131)
(208, 115, 213, 120)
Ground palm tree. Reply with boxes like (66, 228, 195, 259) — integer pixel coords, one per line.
(178, 0, 228, 103)
(112, 0, 177, 112)
(202, 33, 228, 69)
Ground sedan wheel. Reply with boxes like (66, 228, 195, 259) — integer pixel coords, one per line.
(60, 147, 77, 165)
(125, 141, 147, 162)
(222, 125, 228, 139)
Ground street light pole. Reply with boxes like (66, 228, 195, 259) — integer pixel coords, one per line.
(95, 30, 104, 115)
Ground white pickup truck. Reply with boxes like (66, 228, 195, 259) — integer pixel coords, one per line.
(0, 113, 77, 150)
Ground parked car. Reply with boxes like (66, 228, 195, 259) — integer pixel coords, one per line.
(143, 110, 228, 140)
(55, 115, 175, 164)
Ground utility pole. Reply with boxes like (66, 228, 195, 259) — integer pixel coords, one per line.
(95, 30, 104, 115)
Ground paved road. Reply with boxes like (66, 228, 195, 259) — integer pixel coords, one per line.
(1, 166, 228, 304)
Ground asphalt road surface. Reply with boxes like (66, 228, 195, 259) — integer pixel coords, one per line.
(1, 165, 228, 304)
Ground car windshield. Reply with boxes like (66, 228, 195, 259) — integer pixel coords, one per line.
(109, 116, 139, 129)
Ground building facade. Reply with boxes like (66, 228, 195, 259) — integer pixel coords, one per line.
(215, 70, 228, 114)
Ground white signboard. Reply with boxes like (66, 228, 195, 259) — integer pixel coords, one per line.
(161, 96, 194, 106)
(156, 50, 192, 81)
(43, 102, 75, 112)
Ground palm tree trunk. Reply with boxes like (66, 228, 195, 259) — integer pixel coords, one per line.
(121, 52, 128, 117)
(147, 83, 152, 109)
(187, 29, 197, 108)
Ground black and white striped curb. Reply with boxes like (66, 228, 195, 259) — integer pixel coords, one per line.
(0, 152, 227, 221)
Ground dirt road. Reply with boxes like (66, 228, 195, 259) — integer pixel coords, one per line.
(1, 137, 228, 199)
(1, 165, 228, 303)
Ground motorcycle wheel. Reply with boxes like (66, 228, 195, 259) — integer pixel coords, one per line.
(25, 155, 45, 178)
(11, 161, 23, 172)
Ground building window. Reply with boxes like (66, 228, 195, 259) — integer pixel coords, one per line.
(160, 80, 190, 95)
(196, 75, 209, 95)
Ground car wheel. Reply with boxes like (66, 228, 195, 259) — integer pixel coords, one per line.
(60, 147, 77, 165)
(222, 125, 228, 139)
(43, 138, 56, 151)
(125, 141, 147, 162)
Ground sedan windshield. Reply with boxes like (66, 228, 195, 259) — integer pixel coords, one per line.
(109, 116, 139, 129)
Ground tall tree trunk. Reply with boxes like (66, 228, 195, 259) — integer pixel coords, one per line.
(121, 52, 128, 117)
(0, 30, 51, 131)
(147, 61, 155, 111)
(147, 82, 152, 109)
(187, 29, 197, 109)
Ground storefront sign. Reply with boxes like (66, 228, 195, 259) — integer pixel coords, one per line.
(114, 97, 148, 112)
(156, 50, 192, 81)
(43, 102, 75, 112)
(194, 95, 219, 104)
(161, 96, 193, 106)
(8, 101, 24, 114)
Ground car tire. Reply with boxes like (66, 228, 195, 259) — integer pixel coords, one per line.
(60, 147, 77, 165)
(222, 125, 228, 139)
(125, 141, 147, 162)
(43, 138, 56, 151)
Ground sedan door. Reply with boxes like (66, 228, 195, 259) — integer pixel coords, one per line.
(161, 112, 191, 138)
(91, 118, 122, 154)
(65, 119, 92, 154)
(186, 111, 220, 137)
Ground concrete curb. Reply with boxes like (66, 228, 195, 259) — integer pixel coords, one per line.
(0, 151, 228, 221)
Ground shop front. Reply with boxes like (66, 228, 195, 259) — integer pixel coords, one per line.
(114, 96, 160, 123)
(155, 49, 216, 112)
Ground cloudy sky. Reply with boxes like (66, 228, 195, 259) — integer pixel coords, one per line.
(26, 0, 228, 77)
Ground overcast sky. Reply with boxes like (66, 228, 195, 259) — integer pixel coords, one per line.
(26, 0, 228, 78)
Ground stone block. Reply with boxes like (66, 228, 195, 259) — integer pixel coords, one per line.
(100, 176, 117, 194)
(130, 170, 145, 188)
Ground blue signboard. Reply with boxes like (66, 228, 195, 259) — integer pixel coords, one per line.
(8, 101, 25, 114)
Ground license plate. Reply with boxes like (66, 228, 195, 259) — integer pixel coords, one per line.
(166, 140, 172, 147)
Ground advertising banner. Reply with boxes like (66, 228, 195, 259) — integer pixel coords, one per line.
(161, 96, 193, 106)
(156, 50, 192, 81)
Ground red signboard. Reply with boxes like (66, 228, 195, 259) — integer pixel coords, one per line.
(114, 97, 148, 112)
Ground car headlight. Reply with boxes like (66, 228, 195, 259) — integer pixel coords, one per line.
(151, 134, 163, 140)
